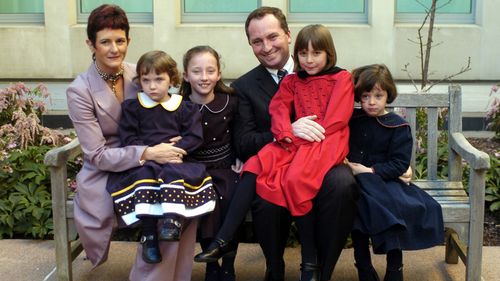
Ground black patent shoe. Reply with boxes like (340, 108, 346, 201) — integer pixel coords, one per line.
(383, 266, 403, 281)
(159, 218, 181, 241)
(140, 234, 162, 264)
(355, 264, 380, 281)
(194, 238, 236, 263)
(300, 263, 321, 281)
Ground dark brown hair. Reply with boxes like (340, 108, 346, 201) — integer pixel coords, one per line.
(351, 64, 398, 103)
(245, 6, 289, 43)
(293, 24, 337, 73)
(136, 50, 181, 88)
(87, 4, 130, 46)
(180, 45, 234, 97)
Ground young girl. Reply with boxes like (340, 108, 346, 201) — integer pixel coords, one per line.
(180, 45, 240, 281)
(195, 24, 354, 281)
(347, 64, 444, 281)
(107, 50, 217, 264)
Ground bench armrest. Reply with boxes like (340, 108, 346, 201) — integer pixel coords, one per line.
(450, 132, 490, 170)
(44, 138, 81, 168)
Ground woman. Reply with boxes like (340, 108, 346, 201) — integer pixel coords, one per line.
(66, 4, 196, 280)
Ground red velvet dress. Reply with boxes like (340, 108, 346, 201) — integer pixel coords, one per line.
(243, 69, 354, 216)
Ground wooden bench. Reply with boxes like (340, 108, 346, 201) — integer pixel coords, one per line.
(44, 85, 490, 281)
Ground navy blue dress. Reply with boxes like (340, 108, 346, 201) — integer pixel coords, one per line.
(348, 109, 444, 254)
(191, 92, 240, 239)
(107, 93, 217, 226)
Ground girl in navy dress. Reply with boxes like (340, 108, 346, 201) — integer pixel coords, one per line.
(107, 50, 217, 264)
(347, 64, 444, 281)
(180, 45, 241, 281)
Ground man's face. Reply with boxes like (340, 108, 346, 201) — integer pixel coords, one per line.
(247, 14, 291, 70)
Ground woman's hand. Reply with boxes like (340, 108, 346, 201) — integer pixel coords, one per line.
(231, 158, 243, 173)
(142, 141, 186, 164)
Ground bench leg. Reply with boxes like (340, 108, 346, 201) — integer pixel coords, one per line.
(445, 228, 459, 264)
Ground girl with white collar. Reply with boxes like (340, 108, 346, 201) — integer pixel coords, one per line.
(107, 50, 216, 264)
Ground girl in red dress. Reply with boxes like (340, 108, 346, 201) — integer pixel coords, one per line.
(195, 24, 354, 281)
(245, 24, 354, 280)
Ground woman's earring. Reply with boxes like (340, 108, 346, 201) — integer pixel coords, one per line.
(92, 53, 96, 61)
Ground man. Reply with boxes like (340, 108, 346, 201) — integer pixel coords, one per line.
(231, 7, 359, 281)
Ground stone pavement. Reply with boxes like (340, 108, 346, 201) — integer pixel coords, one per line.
(0, 239, 498, 281)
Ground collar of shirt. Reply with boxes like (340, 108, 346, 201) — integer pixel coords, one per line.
(137, 92, 183, 111)
(266, 56, 294, 84)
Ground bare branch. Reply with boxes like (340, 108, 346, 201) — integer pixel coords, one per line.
(425, 57, 472, 91)
(401, 63, 420, 92)
(422, 0, 438, 89)
(436, 0, 453, 10)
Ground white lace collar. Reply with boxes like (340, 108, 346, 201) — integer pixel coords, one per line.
(137, 92, 183, 111)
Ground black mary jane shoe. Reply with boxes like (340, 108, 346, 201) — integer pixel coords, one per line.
(158, 218, 181, 241)
(299, 263, 321, 281)
(355, 264, 380, 281)
(140, 234, 162, 264)
(383, 266, 403, 281)
(194, 238, 236, 263)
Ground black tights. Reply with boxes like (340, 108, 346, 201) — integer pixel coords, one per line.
(352, 230, 403, 270)
(216, 173, 257, 241)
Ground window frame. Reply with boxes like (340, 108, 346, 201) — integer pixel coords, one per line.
(286, 0, 368, 24)
(180, 0, 261, 23)
(0, 0, 45, 24)
(76, 0, 153, 24)
(394, 0, 477, 24)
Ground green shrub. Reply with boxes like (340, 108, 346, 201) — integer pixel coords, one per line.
(0, 145, 53, 238)
(0, 83, 67, 239)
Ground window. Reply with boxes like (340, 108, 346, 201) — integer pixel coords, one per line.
(77, 0, 153, 23)
(395, 0, 476, 24)
(0, 0, 44, 24)
(181, 0, 260, 23)
(287, 0, 367, 23)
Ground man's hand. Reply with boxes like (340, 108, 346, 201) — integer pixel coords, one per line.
(291, 115, 325, 142)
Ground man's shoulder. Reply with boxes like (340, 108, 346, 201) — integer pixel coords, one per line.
(232, 64, 267, 87)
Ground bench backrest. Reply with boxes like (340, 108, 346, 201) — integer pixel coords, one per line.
(386, 85, 462, 181)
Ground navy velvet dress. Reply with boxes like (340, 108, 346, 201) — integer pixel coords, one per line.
(107, 93, 217, 226)
(348, 108, 444, 254)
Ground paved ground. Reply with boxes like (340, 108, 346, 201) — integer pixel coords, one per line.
(0, 239, 498, 281)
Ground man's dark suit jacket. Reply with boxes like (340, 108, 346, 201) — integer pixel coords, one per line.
(231, 64, 279, 162)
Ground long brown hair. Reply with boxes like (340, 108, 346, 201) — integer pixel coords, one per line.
(179, 45, 234, 97)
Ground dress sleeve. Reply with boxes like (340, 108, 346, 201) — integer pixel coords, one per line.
(119, 100, 145, 146)
(176, 101, 204, 153)
(269, 76, 295, 147)
(66, 82, 146, 172)
(372, 125, 413, 179)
